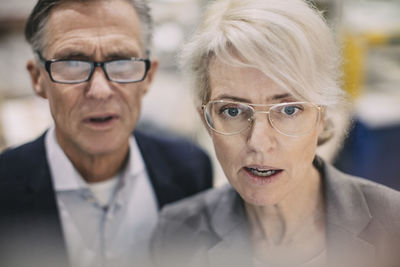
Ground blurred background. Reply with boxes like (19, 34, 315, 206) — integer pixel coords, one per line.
(0, 0, 399, 189)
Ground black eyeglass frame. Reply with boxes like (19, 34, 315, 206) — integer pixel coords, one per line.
(36, 53, 151, 84)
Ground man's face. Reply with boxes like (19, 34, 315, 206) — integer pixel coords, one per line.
(27, 0, 157, 157)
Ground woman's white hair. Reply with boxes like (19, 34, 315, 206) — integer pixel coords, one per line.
(181, 0, 349, 145)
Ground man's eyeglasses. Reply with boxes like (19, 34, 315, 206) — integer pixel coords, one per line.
(37, 54, 151, 84)
(202, 100, 323, 137)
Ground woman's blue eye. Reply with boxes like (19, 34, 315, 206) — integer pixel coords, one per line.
(221, 107, 241, 117)
(284, 106, 296, 115)
(283, 105, 300, 115)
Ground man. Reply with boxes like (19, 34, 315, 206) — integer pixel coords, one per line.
(0, 0, 212, 266)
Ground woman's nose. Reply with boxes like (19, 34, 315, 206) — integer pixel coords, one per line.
(246, 113, 277, 152)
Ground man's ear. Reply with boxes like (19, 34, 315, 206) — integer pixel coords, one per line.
(141, 59, 159, 95)
(26, 59, 47, 99)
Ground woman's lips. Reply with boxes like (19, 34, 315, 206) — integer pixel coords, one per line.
(243, 166, 283, 185)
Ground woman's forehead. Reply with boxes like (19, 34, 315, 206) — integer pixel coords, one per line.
(208, 59, 294, 102)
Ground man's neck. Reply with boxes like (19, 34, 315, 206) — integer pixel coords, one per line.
(59, 140, 129, 183)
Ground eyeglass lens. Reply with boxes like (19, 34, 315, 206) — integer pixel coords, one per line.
(51, 61, 91, 83)
(204, 101, 319, 136)
(49, 59, 147, 83)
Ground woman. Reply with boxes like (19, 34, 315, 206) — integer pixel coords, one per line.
(151, 0, 400, 266)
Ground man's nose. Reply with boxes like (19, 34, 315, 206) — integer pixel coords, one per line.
(85, 67, 114, 99)
(246, 113, 277, 152)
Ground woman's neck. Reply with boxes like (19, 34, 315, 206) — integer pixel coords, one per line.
(245, 165, 326, 264)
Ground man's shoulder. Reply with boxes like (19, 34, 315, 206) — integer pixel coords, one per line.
(134, 129, 212, 174)
(0, 134, 49, 186)
(135, 130, 207, 156)
(0, 134, 47, 172)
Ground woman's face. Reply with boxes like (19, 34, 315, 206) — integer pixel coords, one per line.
(206, 59, 324, 206)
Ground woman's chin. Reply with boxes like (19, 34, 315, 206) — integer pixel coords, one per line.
(238, 189, 281, 207)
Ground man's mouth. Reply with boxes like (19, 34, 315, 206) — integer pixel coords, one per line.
(83, 114, 119, 127)
(244, 167, 283, 177)
(89, 116, 115, 123)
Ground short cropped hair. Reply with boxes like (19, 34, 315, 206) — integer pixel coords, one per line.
(181, 0, 349, 145)
(25, 0, 153, 56)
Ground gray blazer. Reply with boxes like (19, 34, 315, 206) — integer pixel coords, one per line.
(151, 158, 400, 267)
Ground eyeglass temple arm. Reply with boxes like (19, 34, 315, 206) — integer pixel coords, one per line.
(34, 51, 46, 66)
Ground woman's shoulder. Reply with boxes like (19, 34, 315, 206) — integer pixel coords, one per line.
(324, 161, 400, 226)
(158, 183, 236, 223)
(327, 163, 400, 205)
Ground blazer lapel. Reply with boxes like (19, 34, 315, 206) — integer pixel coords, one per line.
(322, 160, 376, 266)
(8, 134, 69, 266)
(205, 186, 253, 267)
(134, 131, 181, 209)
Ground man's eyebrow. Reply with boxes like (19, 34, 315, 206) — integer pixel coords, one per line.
(106, 52, 140, 59)
(53, 51, 90, 60)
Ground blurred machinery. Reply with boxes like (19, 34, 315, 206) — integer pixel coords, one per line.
(334, 1, 400, 190)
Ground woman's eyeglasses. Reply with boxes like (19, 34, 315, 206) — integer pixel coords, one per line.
(202, 100, 323, 137)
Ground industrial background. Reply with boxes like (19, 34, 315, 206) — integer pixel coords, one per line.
(0, 0, 399, 188)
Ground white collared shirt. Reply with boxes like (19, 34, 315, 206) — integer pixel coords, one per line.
(45, 127, 158, 267)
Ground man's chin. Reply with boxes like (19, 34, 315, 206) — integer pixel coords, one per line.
(79, 140, 129, 157)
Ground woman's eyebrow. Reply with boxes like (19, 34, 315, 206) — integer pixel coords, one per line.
(267, 93, 291, 101)
(213, 94, 250, 102)
(214, 93, 292, 103)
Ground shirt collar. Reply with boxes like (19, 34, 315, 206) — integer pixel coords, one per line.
(45, 127, 145, 192)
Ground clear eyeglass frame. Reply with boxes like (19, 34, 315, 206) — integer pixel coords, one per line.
(36, 53, 151, 84)
(202, 100, 324, 137)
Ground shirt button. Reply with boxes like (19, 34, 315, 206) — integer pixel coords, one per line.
(86, 196, 96, 203)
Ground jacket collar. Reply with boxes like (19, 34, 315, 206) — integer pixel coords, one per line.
(313, 157, 376, 265)
(320, 157, 372, 236)
(134, 131, 185, 209)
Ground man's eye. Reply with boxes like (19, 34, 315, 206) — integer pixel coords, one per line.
(113, 60, 129, 65)
(65, 61, 83, 67)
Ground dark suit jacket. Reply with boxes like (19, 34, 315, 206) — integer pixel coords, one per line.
(0, 130, 212, 267)
(151, 157, 400, 267)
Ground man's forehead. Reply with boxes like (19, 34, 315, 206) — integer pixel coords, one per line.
(47, 0, 140, 30)
(43, 0, 144, 58)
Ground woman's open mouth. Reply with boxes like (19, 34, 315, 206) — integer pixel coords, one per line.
(243, 167, 283, 184)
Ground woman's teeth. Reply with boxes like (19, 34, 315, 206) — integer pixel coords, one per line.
(248, 168, 279, 177)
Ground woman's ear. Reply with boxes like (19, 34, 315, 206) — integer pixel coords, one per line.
(317, 109, 334, 146)
(26, 59, 48, 99)
(197, 105, 212, 136)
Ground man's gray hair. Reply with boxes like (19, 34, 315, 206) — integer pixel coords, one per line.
(25, 0, 153, 56)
